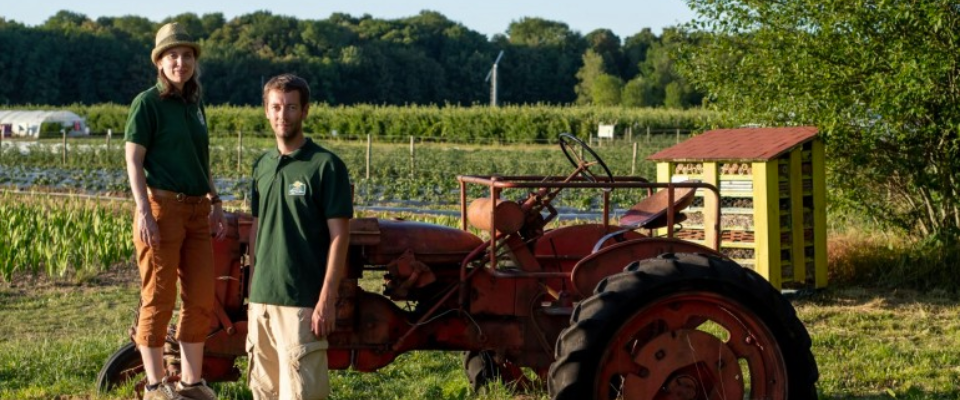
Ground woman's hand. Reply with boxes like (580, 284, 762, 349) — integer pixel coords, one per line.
(209, 203, 226, 240)
(137, 208, 160, 247)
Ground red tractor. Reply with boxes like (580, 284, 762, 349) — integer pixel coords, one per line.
(99, 134, 818, 399)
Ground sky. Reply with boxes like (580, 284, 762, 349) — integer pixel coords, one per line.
(0, 0, 697, 39)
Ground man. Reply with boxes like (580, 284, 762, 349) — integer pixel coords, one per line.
(247, 74, 352, 400)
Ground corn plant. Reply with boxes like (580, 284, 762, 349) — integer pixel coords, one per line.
(0, 193, 134, 281)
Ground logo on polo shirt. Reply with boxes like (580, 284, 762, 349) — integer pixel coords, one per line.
(288, 181, 306, 196)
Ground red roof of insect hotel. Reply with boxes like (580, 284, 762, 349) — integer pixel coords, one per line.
(647, 126, 819, 162)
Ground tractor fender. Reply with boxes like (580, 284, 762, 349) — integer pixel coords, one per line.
(569, 237, 724, 297)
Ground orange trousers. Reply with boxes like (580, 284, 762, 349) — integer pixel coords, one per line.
(133, 194, 215, 347)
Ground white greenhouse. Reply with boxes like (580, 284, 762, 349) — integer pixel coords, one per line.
(0, 110, 88, 138)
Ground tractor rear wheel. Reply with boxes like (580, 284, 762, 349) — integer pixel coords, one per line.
(548, 253, 818, 400)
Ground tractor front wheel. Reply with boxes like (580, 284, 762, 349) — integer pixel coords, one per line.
(96, 342, 146, 395)
(548, 253, 818, 400)
(463, 350, 536, 393)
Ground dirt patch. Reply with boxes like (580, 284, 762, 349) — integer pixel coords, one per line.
(1, 261, 139, 292)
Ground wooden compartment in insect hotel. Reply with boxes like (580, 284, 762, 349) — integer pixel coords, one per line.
(647, 126, 826, 289)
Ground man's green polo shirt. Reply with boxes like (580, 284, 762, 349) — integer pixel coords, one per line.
(250, 138, 353, 307)
(124, 83, 211, 196)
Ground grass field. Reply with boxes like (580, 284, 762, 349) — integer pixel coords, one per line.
(4, 263, 960, 400)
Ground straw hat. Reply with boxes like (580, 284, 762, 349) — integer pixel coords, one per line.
(151, 22, 201, 62)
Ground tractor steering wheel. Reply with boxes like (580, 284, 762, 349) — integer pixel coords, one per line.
(558, 133, 614, 183)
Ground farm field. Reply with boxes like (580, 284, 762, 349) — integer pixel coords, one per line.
(3, 134, 955, 399)
(0, 134, 679, 208)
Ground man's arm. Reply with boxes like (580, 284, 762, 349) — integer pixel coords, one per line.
(312, 218, 350, 338)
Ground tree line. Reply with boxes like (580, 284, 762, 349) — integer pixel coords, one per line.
(0, 10, 701, 108)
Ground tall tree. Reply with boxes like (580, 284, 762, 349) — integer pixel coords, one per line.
(682, 0, 960, 238)
(503, 17, 585, 103)
(638, 28, 702, 108)
(584, 28, 624, 76)
(622, 28, 657, 80)
(591, 74, 623, 106)
(575, 50, 605, 104)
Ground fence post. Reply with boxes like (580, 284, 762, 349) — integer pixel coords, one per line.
(237, 130, 243, 174)
(632, 141, 638, 176)
(676, 128, 681, 144)
(646, 126, 651, 143)
(104, 129, 111, 156)
(366, 134, 372, 180)
(61, 129, 67, 165)
(409, 136, 415, 178)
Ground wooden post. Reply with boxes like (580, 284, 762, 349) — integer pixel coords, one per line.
(409, 136, 415, 178)
(676, 128, 681, 144)
(61, 129, 67, 165)
(365, 134, 372, 180)
(627, 126, 633, 142)
(237, 130, 243, 174)
(702, 161, 719, 255)
(646, 126, 651, 142)
(631, 142, 638, 176)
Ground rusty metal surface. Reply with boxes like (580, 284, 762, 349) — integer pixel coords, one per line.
(349, 217, 381, 245)
(620, 186, 697, 229)
(647, 126, 818, 162)
(466, 197, 524, 234)
(362, 219, 483, 264)
(570, 238, 724, 297)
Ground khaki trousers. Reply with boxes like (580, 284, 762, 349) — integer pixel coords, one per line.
(247, 302, 330, 400)
(134, 195, 215, 347)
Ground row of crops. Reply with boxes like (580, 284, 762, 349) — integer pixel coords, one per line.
(0, 133, 682, 208)
(0, 131, 686, 281)
(0, 193, 133, 281)
(15, 103, 719, 141)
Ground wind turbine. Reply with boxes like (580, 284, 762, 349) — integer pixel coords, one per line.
(485, 50, 504, 107)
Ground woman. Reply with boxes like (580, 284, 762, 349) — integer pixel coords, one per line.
(124, 22, 224, 400)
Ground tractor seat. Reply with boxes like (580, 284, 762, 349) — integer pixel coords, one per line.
(619, 187, 697, 230)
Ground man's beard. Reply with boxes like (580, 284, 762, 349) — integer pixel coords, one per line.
(275, 124, 301, 140)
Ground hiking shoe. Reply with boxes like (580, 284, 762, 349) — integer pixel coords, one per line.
(177, 379, 218, 400)
(143, 379, 185, 400)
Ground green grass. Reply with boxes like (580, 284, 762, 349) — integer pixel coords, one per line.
(796, 288, 960, 398)
(5, 265, 960, 399)
(0, 269, 546, 400)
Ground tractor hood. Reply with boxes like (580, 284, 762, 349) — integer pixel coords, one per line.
(356, 219, 484, 265)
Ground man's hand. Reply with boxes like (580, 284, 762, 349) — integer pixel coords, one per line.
(311, 297, 337, 338)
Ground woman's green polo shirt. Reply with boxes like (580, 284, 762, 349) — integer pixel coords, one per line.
(250, 138, 353, 307)
(124, 84, 211, 196)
